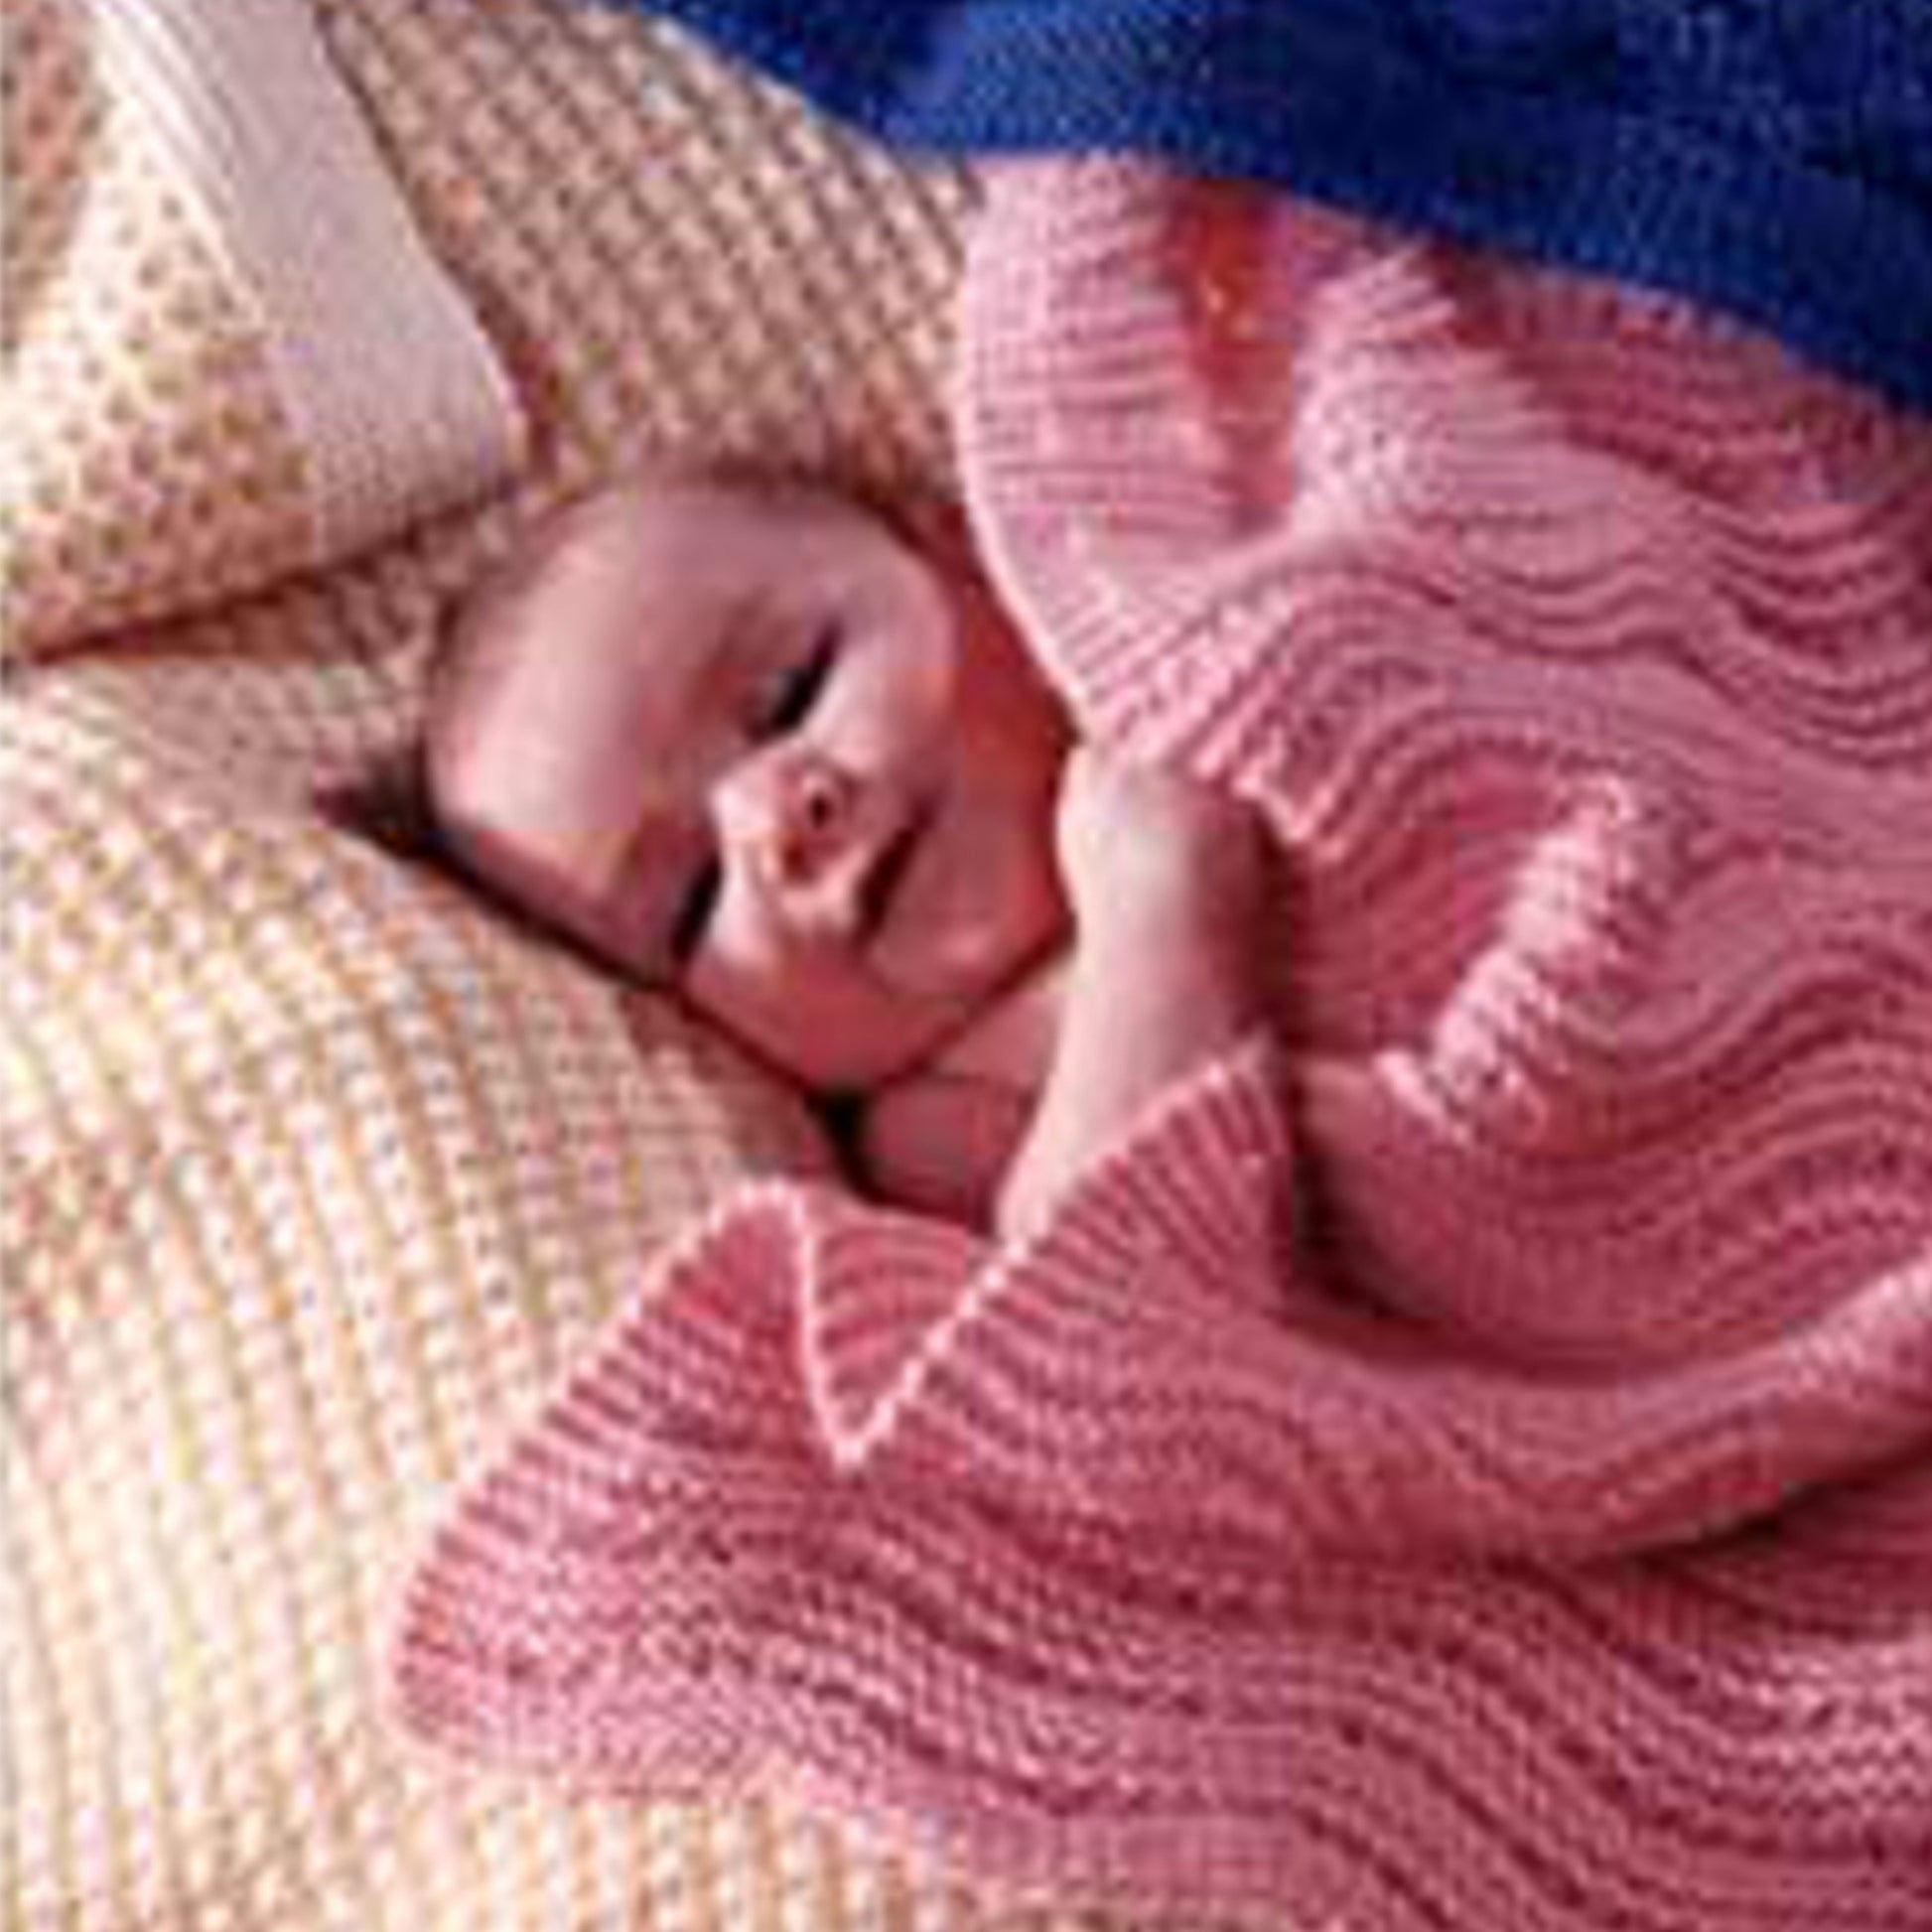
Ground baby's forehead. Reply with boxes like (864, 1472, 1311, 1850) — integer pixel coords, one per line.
(562, 484, 812, 650)
(579, 476, 865, 562)
(551, 482, 893, 672)
(514, 482, 842, 700)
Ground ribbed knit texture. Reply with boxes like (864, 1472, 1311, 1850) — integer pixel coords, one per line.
(607, 0, 1932, 416)
(394, 164, 1932, 1926)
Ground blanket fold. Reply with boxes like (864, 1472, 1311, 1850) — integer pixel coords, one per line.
(395, 158, 1932, 1928)
(3, 0, 525, 655)
(609, 0, 1932, 415)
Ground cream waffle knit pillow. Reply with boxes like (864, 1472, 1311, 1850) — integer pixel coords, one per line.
(2, 0, 525, 656)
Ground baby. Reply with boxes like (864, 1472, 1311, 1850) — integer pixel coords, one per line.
(423, 472, 1270, 1233)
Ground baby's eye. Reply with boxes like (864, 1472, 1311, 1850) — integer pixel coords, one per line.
(668, 856, 722, 967)
(755, 625, 838, 740)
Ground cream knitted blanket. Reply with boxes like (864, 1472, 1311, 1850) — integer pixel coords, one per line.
(8, 6, 1051, 1928)
(2, 0, 524, 656)
(396, 164, 1932, 1928)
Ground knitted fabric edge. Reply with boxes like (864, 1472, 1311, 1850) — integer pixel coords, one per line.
(615, 0, 1932, 417)
(83, 0, 529, 557)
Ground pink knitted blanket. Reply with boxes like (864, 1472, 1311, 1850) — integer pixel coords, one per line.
(395, 164, 1932, 1928)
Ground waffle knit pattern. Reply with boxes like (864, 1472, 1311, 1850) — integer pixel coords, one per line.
(618, 0, 1932, 417)
(394, 163, 1932, 1928)
(1, 0, 523, 657)
(6, 4, 1141, 1929)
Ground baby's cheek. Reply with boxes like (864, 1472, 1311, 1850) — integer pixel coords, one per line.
(826, 638, 952, 780)
(692, 885, 787, 988)
(682, 962, 808, 1076)
(883, 555, 968, 724)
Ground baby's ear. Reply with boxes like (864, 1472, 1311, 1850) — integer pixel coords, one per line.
(314, 744, 443, 868)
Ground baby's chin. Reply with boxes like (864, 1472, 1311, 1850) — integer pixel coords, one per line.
(867, 912, 1062, 1085)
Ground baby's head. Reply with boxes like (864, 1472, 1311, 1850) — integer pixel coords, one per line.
(424, 473, 1070, 1092)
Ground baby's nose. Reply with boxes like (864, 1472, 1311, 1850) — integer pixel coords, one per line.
(724, 747, 861, 896)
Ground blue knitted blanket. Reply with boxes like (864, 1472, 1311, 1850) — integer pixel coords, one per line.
(609, 0, 1932, 414)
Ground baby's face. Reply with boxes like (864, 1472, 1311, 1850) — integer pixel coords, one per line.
(439, 480, 1070, 1091)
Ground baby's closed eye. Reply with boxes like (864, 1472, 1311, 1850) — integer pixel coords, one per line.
(753, 624, 839, 740)
(663, 625, 842, 966)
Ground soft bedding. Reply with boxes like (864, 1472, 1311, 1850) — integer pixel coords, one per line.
(6, 4, 1132, 1929)
(620, 0, 1932, 416)
(10, 2, 1929, 1929)
(3, 0, 524, 656)
(395, 158, 1932, 1931)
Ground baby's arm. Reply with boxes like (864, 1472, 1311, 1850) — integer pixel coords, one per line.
(858, 1073, 1032, 1230)
(995, 749, 1271, 1238)
(857, 752, 1271, 1236)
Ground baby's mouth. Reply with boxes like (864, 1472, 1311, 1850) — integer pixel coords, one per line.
(860, 796, 933, 941)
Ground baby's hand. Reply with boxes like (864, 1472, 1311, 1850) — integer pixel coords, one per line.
(1054, 747, 1268, 965)
(998, 749, 1272, 1238)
